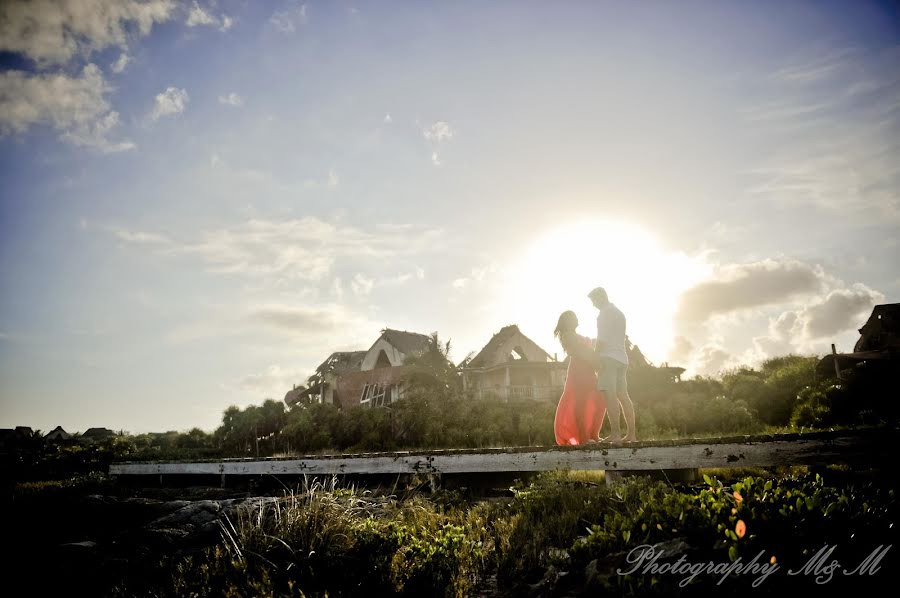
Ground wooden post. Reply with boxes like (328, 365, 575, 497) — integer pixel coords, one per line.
(831, 344, 842, 381)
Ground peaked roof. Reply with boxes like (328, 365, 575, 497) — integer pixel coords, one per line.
(316, 351, 367, 376)
(467, 324, 552, 369)
(45, 425, 72, 440)
(855, 303, 900, 352)
(377, 329, 432, 356)
(82, 427, 116, 437)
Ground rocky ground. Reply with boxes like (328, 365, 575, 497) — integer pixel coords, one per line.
(8, 487, 273, 595)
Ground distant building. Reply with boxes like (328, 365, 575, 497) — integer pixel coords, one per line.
(288, 351, 368, 407)
(854, 303, 900, 352)
(45, 426, 73, 441)
(0, 429, 15, 447)
(79, 427, 117, 442)
(0, 426, 33, 449)
(461, 325, 568, 401)
(625, 337, 685, 382)
(283, 384, 308, 408)
(287, 329, 437, 410)
(336, 329, 434, 409)
(817, 303, 900, 375)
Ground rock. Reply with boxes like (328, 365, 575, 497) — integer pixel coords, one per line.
(149, 499, 229, 528)
(59, 540, 97, 550)
(583, 559, 600, 586)
(124, 497, 192, 517)
(528, 565, 560, 596)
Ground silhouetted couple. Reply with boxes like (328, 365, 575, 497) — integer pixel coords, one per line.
(553, 287, 637, 445)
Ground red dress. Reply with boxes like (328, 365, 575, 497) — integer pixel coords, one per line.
(554, 334, 607, 445)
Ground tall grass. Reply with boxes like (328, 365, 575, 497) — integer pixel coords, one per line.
(164, 476, 496, 597)
(120, 469, 897, 597)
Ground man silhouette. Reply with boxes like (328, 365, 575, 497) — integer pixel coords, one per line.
(588, 287, 637, 443)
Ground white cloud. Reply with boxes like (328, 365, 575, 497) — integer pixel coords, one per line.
(672, 256, 885, 371)
(303, 168, 340, 188)
(113, 217, 444, 284)
(675, 258, 828, 324)
(752, 311, 800, 358)
(270, 2, 308, 33)
(150, 87, 189, 120)
(246, 304, 379, 359)
(62, 110, 135, 152)
(423, 121, 454, 166)
(389, 273, 412, 284)
(692, 344, 737, 376)
(186, 2, 216, 26)
(796, 285, 883, 339)
(667, 335, 694, 363)
(113, 229, 172, 244)
(350, 273, 374, 296)
(754, 284, 884, 357)
(423, 121, 453, 142)
(769, 47, 858, 84)
(252, 304, 346, 334)
(743, 45, 900, 222)
(0, 0, 175, 66)
(186, 1, 232, 31)
(231, 299, 383, 396)
(110, 52, 131, 74)
(451, 264, 492, 291)
(218, 92, 244, 107)
(0, 64, 134, 152)
(233, 364, 300, 395)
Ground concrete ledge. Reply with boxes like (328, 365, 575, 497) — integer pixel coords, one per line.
(110, 429, 895, 477)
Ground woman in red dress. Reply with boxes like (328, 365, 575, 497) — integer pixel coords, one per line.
(553, 310, 607, 446)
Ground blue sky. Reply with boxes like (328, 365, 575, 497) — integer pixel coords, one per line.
(1, 0, 898, 433)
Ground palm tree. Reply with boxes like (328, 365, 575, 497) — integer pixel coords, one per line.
(401, 331, 461, 396)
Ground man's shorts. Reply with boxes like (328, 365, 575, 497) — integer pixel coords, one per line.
(596, 356, 628, 396)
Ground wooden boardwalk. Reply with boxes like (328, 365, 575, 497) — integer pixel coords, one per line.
(109, 429, 895, 478)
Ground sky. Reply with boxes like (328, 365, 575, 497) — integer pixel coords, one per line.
(1, 0, 898, 434)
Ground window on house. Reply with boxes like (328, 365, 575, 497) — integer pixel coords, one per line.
(374, 350, 392, 368)
(509, 346, 526, 361)
(360, 383, 391, 407)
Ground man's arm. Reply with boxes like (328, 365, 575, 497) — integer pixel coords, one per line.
(595, 310, 608, 353)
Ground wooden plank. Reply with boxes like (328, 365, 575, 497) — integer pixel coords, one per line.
(109, 430, 894, 477)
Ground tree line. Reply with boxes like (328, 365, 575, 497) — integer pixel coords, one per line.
(134, 340, 896, 458)
(5, 340, 894, 475)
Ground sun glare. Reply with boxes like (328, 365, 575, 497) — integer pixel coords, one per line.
(504, 220, 707, 363)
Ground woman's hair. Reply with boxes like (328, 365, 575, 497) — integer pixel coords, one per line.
(554, 310, 577, 339)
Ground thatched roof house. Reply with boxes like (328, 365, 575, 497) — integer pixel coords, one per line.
(462, 325, 567, 401)
(45, 426, 73, 441)
(817, 303, 900, 375)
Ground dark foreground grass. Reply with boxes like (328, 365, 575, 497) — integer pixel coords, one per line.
(104, 467, 898, 597)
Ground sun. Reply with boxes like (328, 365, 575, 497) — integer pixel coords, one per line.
(502, 220, 707, 364)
